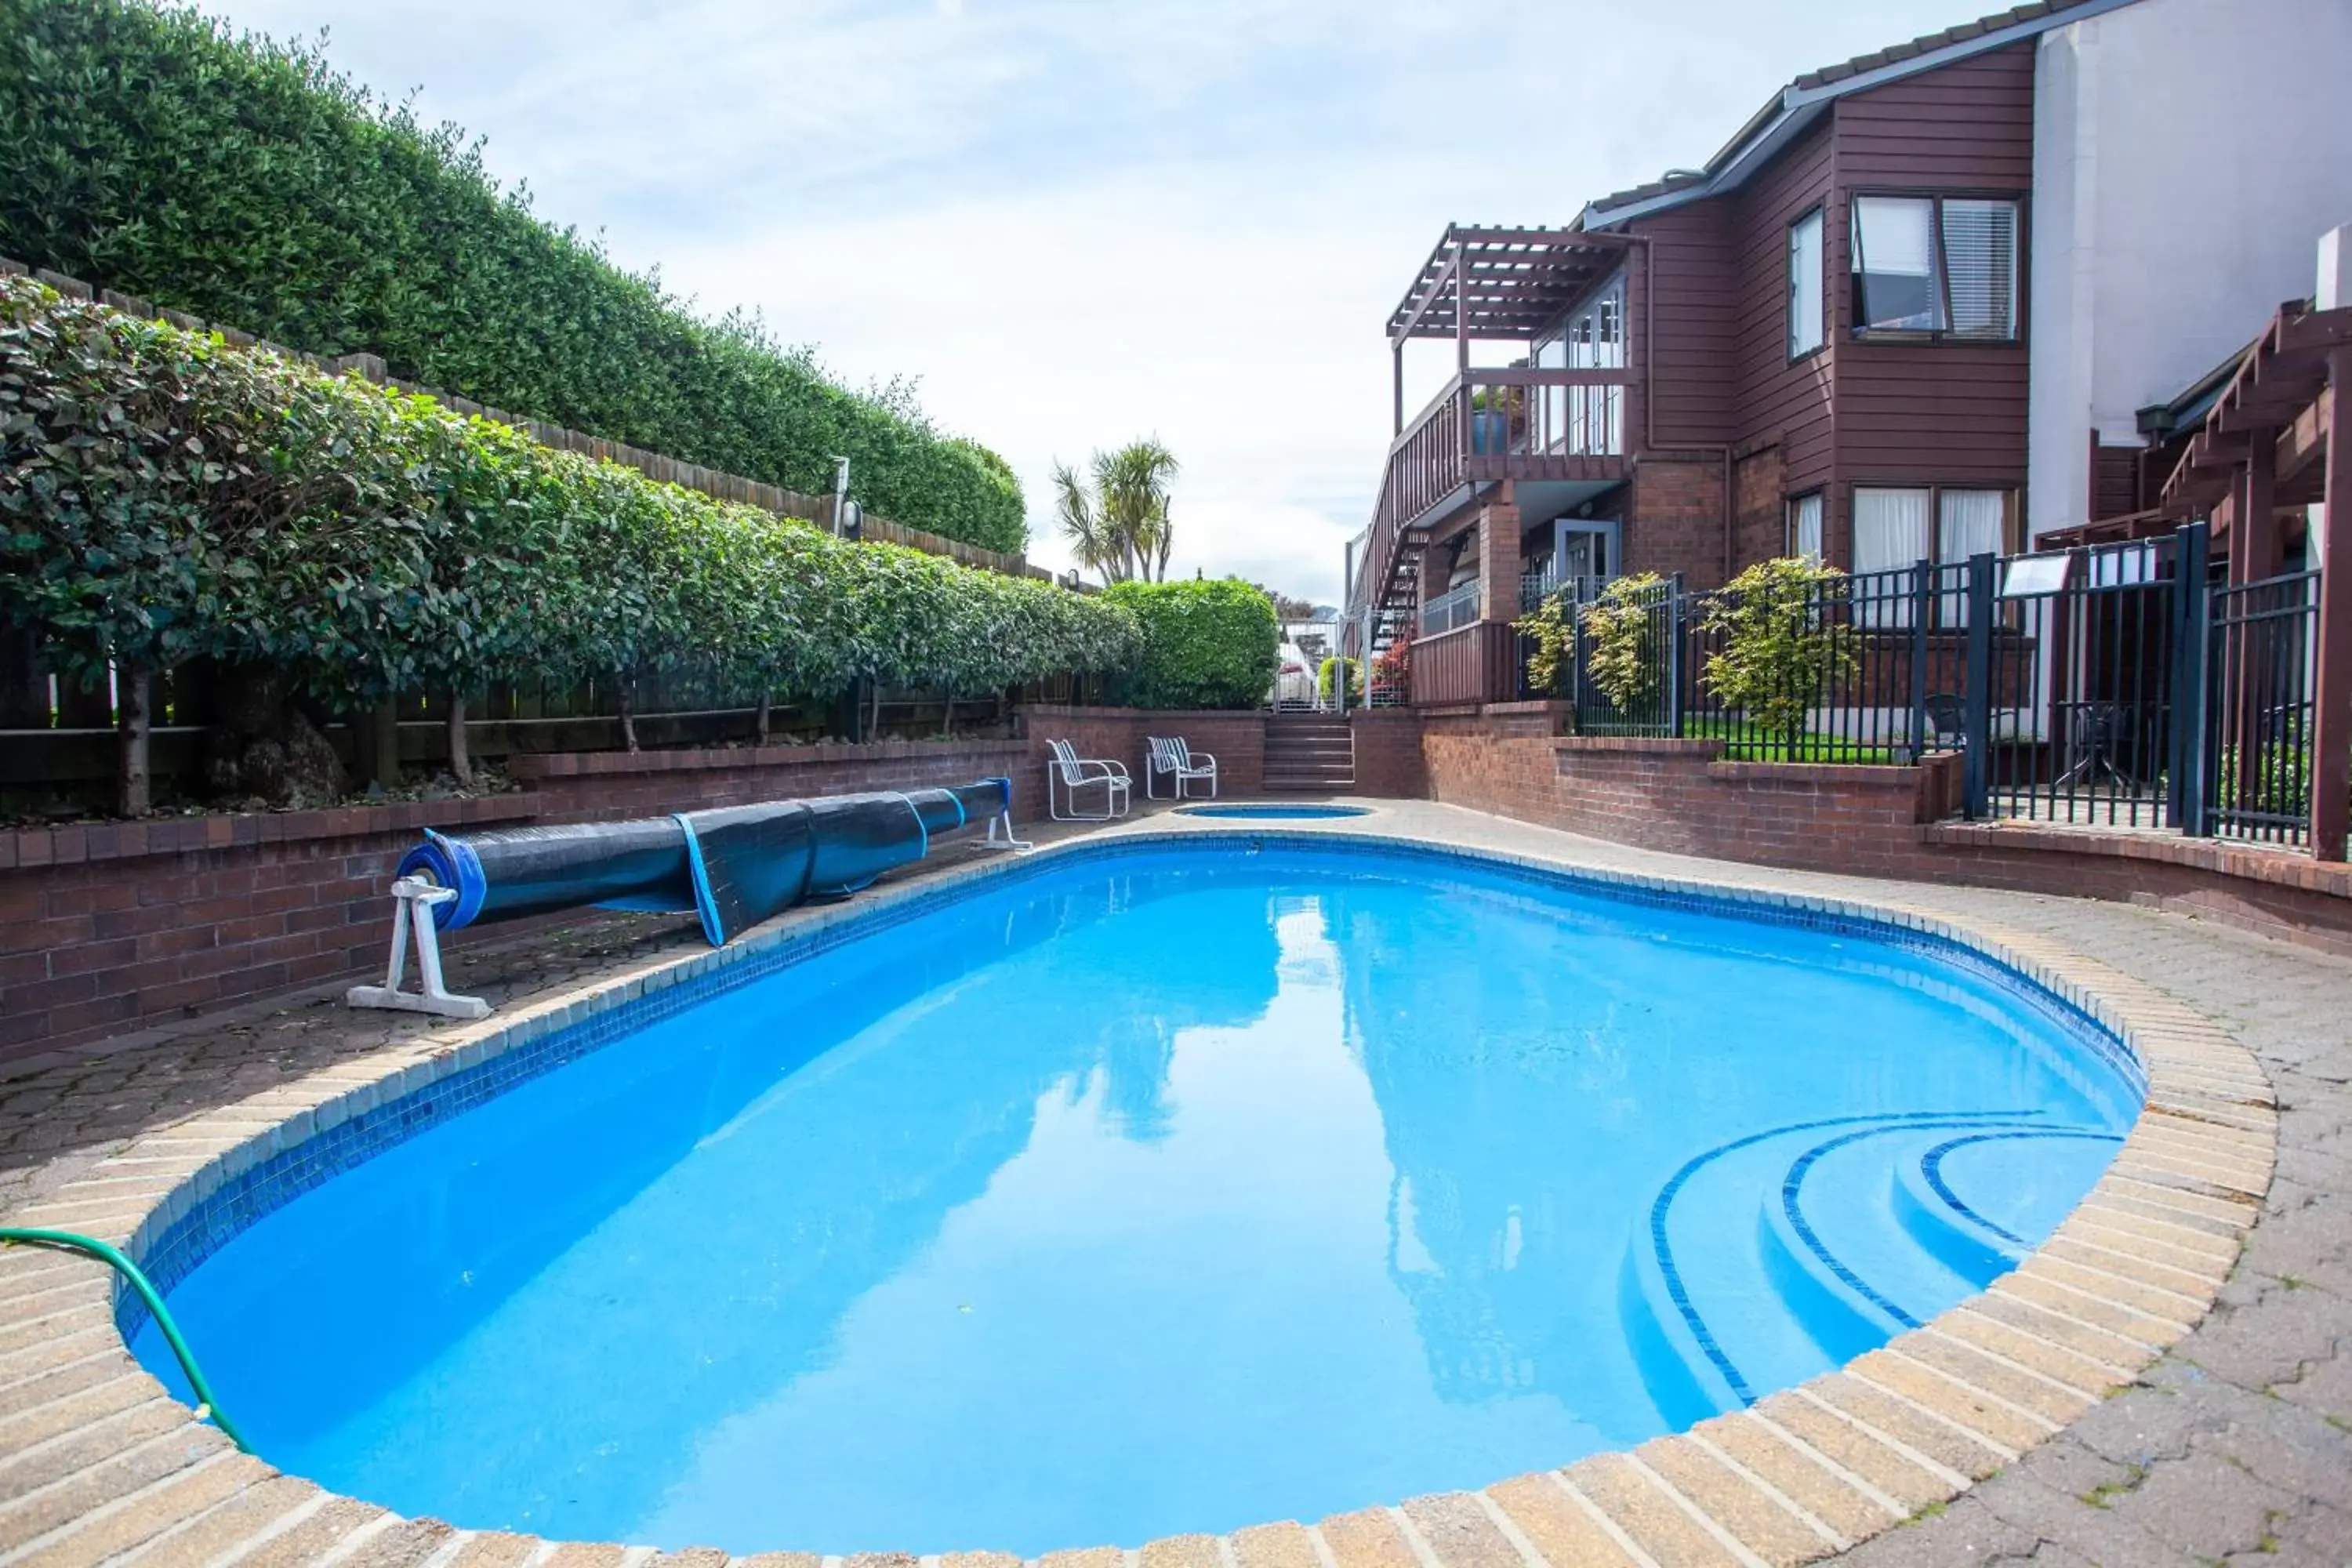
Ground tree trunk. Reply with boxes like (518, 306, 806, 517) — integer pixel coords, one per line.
(618, 681, 640, 753)
(117, 666, 151, 818)
(446, 691, 474, 787)
(869, 681, 884, 740)
(939, 688, 954, 739)
(756, 691, 772, 744)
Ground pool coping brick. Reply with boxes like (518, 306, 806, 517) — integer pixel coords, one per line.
(0, 804, 2295, 1566)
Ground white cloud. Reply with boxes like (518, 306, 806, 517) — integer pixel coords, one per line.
(203, 0, 1995, 600)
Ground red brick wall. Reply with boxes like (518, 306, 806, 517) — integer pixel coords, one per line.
(0, 737, 1038, 1062)
(1018, 706, 1265, 804)
(1417, 710, 2352, 956)
(1628, 452, 1729, 589)
(1349, 710, 1427, 797)
(1732, 445, 1786, 572)
(514, 739, 1029, 822)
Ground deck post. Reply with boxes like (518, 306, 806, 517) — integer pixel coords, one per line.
(2312, 349, 2350, 859)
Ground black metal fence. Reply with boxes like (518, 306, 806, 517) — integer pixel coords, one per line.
(2204, 566, 2320, 844)
(1519, 521, 2331, 851)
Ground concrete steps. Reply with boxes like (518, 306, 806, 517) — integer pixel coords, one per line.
(1263, 717, 1354, 793)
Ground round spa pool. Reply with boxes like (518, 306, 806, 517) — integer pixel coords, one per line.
(131, 839, 2140, 1557)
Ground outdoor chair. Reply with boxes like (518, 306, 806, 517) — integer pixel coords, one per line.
(1047, 739, 1131, 822)
(1146, 736, 1219, 800)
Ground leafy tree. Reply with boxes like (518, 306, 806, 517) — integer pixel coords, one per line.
(1700, 557, 1857, 753)
(1103, 579, 1279, 710)
(1054, 439, 1178, 584)
(0, 276, 1139, 810)
(0, 0, 1026, 553)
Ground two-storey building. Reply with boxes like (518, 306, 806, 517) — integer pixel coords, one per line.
(1352, 0, 2352, 706)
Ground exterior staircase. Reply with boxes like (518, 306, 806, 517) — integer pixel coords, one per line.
(1263, 716, 1355, 793)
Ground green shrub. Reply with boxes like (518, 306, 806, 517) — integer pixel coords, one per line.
(0, 277, 1135, 810)
(1102, 579, 1279, 710)
(1580, 572, 1669, 712)
(1317, 655, 1363, 703)
(1699, 557, 1857, 750)
(0, 0, 1026, 554)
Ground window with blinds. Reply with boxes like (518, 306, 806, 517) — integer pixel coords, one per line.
(1941, 200, 2017, 339)
(1849, 194, 2020, 341)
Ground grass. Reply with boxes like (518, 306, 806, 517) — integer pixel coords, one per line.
(1679, 716, 1902, 766)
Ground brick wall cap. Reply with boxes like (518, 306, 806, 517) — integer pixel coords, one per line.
(1926, 821, 2352, 900)
(1707, 759, 1926, 786)
(1557, 735, 1725, 757)
(0, 795, 540, 869)
(507, 739, 1025, 780)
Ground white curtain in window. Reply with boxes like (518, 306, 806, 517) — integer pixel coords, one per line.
(1937, 489, 2006, 562)
(1942, 200, 2017, 339)
(1854, 487, 1933, 573)
(1937, 489, 2005, 623)
(1788, 210, 1824, 356)
(1855, 487, 1930, 627)
(1787, 492, 1824, 560)
(1853, 197, 1941, 331)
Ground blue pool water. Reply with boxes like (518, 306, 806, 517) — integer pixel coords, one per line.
(133, 841, 2138, 1556)
(1176, 803, 1371, 818)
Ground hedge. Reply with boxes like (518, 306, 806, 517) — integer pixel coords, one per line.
(0, 0, 1027, 554)
(0, 277, 1137, 811)
(1102, 579, 1279, 710)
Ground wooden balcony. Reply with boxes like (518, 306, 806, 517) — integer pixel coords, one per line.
(1352, 365, 1636, 618)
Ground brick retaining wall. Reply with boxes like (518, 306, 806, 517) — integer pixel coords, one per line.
(1018, 707, 1265, 804)
(1417, 703, 2352, 955)
(0, 738, 1036, 1060)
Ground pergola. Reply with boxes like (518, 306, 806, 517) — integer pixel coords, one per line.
(1385, 225, 1635, 434)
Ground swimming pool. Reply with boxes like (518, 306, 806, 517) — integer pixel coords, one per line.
(129, 838, 2140, 1557)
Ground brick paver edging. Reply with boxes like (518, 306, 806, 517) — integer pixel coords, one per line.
(0, 815, 2276, 1567)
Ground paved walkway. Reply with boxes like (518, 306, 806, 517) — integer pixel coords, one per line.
(1, 801, 2346, 1566)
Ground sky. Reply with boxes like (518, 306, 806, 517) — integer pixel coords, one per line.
(201, 0, 1994, 604)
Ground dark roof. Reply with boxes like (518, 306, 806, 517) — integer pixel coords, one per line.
(1579, 0, 2133, 226)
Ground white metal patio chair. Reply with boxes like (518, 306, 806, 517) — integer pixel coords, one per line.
(1145, 735, 1219, 800)
(1047, 739, 1131, 821)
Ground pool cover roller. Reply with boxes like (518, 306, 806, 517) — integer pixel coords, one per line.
(394, 779, 1013, 947)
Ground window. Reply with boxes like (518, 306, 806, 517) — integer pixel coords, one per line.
(1853, 485, 2016, 623)
(1541, 273, 1626, 456)
(1851, 194, 2019, 339)
(1853, 487, 1933, 575)
(1788, 209, 1824, 358)
(1786, 492, 1823, 561)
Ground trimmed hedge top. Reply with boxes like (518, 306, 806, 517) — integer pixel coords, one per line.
(0, 0, 1027, 554)
(1104, 579, 1280, 710)
(0, 277, 1134, 712)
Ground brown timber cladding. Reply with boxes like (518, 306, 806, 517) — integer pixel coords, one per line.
(1618, 41, 2034, 575)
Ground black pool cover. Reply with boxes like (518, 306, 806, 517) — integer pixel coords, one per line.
(395, 779, 1011, 946)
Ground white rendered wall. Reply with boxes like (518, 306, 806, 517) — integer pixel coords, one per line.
(2028, 0, 2352, 539)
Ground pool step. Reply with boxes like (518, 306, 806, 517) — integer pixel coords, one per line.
(1263, 718, 1354, 793)
(1621, 1112, 2122, 1429)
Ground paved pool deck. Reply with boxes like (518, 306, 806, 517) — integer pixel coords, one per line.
(1, 800, 2346, 1566)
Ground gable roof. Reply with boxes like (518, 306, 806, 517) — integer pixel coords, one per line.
(1578, 0, 2148, 230)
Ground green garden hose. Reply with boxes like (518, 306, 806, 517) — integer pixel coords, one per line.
(0, 1228, 252, 1452)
